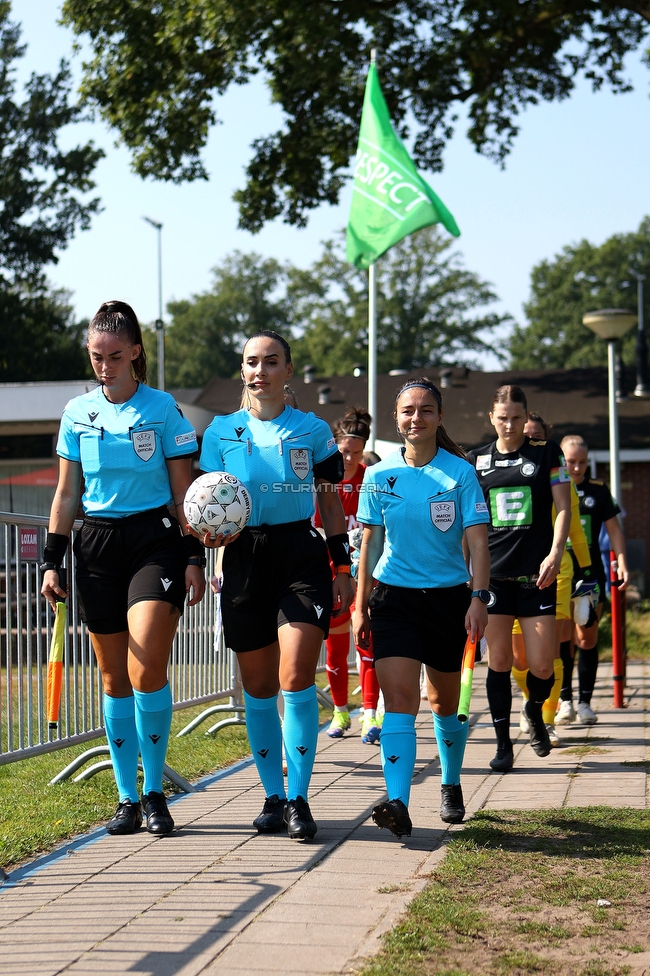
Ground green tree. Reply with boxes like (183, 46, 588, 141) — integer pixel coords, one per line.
(160, 251, 289, 388)
(62, 0, 649, 231)
(290, 227, 508, 375)
(0, 6, 102, 283)
(0, 4, 103, 381)
(0, 286, 90, 381)
(509, 217, 650, 369)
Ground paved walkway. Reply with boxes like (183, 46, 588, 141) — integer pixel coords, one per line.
(2, 661, 648, 976)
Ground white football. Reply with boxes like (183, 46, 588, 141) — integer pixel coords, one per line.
(184, 472, 252, 539)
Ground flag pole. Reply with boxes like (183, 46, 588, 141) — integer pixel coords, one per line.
(367, 47, 378, 452)
(368, 260, 377, 451)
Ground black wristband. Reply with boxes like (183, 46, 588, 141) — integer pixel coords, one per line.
(43, 532, 69, 568)
(326, 532, 352, 567)
(187, 555, 207, 568)
(183, 533, 204, 559)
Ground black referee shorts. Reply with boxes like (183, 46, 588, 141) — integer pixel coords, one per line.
(221, 520, 333, 653)
(368, 582, 471, 672)
(74, 507, 186, 634)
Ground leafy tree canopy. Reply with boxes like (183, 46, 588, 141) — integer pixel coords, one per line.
(62, 0, 649, 232)
(0, 285, 90, 382)
(0, 4, 103, 381)
(289, 227, 508, 375)
(157, 251, 290, 388)
(0, 3, 103, 285)
(509, 216, 650, 369)
(158, 228, 506, 386)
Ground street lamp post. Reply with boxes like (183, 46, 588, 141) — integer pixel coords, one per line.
(628, 270, 650, 398)
(582, 309, 637, 507)
(583, 309, 637, 709)
(143, 216, 164, 391)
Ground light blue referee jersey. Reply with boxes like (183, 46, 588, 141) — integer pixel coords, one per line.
(357, 447, 490, 588)
(57, 384, 197, 517)
(199, 406, 338, 526)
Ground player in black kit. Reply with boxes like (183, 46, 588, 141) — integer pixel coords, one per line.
(557, 435, 629, 725)
(468, 385, 571, 770)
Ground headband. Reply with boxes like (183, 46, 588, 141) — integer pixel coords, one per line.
(337, 426, 367, 440)
(396, 382, 442, 407)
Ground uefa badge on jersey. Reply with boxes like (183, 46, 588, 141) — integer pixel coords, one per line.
(430, 500, 456, 532)
(290, 448, 310, 480)
(132, 429, 156, 462)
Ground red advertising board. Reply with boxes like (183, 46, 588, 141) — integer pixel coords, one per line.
(20, 527, 39, 561)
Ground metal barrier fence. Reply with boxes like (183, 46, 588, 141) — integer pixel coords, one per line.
(0, 512, 240, 778)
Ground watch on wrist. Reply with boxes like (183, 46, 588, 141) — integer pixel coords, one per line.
(471, 588, 492, 604)
(187, 556, 207, 568)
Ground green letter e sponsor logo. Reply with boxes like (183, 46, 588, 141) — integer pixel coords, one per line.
(490, 487, 533, 527)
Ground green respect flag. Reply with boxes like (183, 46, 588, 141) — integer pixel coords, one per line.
(346, 63, 460, 270)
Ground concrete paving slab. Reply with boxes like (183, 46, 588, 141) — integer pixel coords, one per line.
(0, 661, 646, 976)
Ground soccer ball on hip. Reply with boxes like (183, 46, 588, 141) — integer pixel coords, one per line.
(184, 472, 252, 540)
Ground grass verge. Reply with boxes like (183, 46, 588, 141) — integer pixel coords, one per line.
(599, 600, 650, 661)
(0, 675, 359, 871)
(355, 807, 650, 976)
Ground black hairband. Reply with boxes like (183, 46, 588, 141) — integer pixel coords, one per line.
(396, 382, 442, 407)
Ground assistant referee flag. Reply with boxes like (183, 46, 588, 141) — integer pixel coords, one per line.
(346, 63, 460, 270)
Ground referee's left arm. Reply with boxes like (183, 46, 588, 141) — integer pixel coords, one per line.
(316, 479, 354, 617)
(167, 457, 206, 606)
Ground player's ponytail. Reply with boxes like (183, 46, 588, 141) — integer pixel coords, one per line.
(436, 425, 467, 460)
(88, 301, 148, 384)
(332, 406, 371, 444)
(394, 376, 467, 460)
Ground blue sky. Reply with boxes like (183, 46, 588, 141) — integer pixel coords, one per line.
(18, 2, 650, 368)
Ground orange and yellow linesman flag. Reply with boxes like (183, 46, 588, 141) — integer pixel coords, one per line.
(457, 633, 478, 723)
(47, 600, 66, 729)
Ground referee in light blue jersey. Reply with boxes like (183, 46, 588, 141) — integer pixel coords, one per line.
(199, 330, 353, 841)
(353, 377, 490, 837)
(42, 301, 206, 838)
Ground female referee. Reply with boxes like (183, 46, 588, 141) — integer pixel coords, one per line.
(468, 385, 571, 772)
(41, 301, 206, 836)
(354, 377, 490, 835)
(198, 330, 353, 841)
(313, 406, 381, 744)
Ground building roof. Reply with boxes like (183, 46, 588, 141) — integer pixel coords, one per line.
(196, 366, 650, 451)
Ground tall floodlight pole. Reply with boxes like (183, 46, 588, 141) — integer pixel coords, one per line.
(629, 270, 650, 398)
(143, 216, 164, 391)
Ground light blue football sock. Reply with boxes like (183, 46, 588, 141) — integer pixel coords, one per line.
(103, 693, 139, 803)
(243, 690, 286, 800)
(133, 684, 172, 796)
(433, 711, 469, 787)
(380, 712, 417, 806)
(282, 685, 319, 801)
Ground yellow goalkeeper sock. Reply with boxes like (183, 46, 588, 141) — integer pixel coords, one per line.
(512, 666, 529, 701)
(543, 658, 563, 726)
